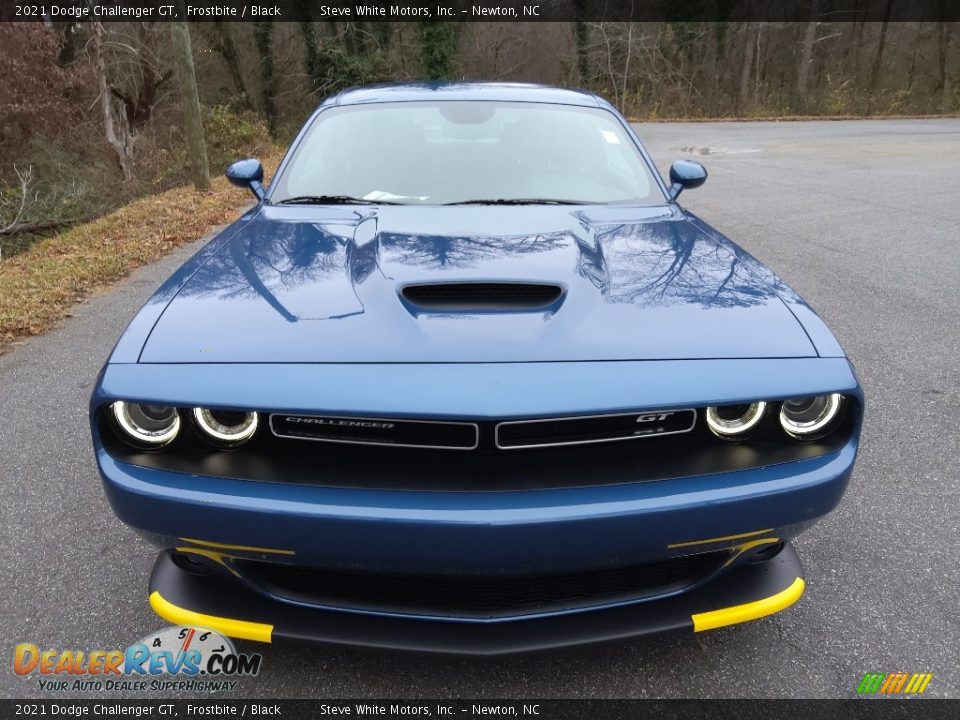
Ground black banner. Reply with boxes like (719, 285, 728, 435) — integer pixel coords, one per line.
(2, 0, 959, 23)
(0, 700, 958, 719)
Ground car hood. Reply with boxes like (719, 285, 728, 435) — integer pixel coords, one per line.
(139, 205, 816, 363)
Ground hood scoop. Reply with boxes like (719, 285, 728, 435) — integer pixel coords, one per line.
(400, 282, 564, 313)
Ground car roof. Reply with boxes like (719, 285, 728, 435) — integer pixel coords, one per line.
(327, 82, 606, 109)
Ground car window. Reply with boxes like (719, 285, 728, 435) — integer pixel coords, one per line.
(271, 101, 664, 206)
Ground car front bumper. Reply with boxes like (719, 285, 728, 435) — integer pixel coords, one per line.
(147, 543, 805, 654)
(96, 441, 853, 651)
(97, 439, 854, 575)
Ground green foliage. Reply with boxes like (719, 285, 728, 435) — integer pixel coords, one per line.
(151, 103, 273, 185)
(301, 36, 391, 98)
(417, 22, 459, 80)
(300, 21, 322, 94)
(572, 0, 590, 84)
(201, 105, 273, 174)
(253, 22, 277, 135)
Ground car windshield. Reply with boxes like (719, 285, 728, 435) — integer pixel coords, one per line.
(270, 101, 664, 206)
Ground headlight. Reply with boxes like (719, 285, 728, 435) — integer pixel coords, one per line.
(111, 401, 180, 448)
(779, 394, 843, 439)
(193, 408, 259, 447)
(705, 402, 767, 439)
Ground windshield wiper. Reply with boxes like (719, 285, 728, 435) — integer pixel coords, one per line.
(444, 198, 592, 206)
(275, 195, 400, 206)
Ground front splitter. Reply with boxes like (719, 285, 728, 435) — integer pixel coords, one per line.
(147, 544, 805, 655)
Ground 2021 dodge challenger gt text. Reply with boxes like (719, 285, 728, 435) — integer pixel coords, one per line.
(90, 83, 863, 653)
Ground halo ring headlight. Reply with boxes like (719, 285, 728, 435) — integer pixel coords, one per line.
(779, 394, 843, 439)
(193, 408, 259, 446)
(706, 402, 767, 439)
(111, 401, 180, 448)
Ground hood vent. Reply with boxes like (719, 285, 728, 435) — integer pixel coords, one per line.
(401, 282, 563, 312)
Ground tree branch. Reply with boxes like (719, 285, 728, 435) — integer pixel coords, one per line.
(0, 165, 36, 260)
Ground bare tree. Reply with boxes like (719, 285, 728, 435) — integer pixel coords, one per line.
(738, 23, 757, 114)
(620, 21, 634, 113)
(936, 21, 954, 113)
(906, 23, 924, 94)
(797, 1, 820, 111)
(171, 21, 210, 190)
(93, 22, 135, 180)
(253, 22, 277, 134)
(0, 166, 36, 261)
(204, 21, 251, 108)
(869, 0, 895, 94)
(462, 24, 526, 79)
(107, 24, 174, 130)
(595, 22, 621, 105)
(91, 22, 173, 181)
(573, 0, 590, 83)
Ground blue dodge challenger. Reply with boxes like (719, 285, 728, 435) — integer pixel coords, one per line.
(91, 83, 862, 653)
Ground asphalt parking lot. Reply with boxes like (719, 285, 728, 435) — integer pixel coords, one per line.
(1, 119, 957, 699)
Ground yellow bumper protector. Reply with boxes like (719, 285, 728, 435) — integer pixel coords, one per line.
(174, 547, 242, 578)
(721, 537, 782, 568)
(668, 528, 774, 549)
(178, 538, 295, 555)
(691, 577, 805, 632)
(149, 591, 273, 643)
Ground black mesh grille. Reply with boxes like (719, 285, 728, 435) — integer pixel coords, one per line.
(239, 552, 724, 617)
(401, 283, 562, 311)
(270, 414, 478, 449)
(497, 410, 697, 448)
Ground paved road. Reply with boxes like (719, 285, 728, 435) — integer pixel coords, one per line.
(2, 120, 957, 699)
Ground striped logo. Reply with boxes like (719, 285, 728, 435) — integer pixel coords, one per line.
(857, 672, 933, 695)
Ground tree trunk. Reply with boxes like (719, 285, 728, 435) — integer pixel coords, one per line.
(212, 21, 250, 108)
(738, 23, 755, 114)
(906, 23, 923, 95)
(621, 22, 634, 113)
(373, 20, 393, 49)
(843, 0, 862, 77)
(253, 22, 277, 135)
(93, 22, 135, 181)
(754, 24, 764, 105)
(796, 0, 819, 112)
(170, 20, 210, 190)
(299, 20, 322, 95)
(573, 0, 590, 84)
(938, 21, 953, 114)
(869, 0, 894, 94)
(706, 23, 726, 115)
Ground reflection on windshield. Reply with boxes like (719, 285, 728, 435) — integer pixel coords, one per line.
(271, 101, 662, 206)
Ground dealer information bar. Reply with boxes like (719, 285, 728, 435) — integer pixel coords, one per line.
(2, 0, 958, 23)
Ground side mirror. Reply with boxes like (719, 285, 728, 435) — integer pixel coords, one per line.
(225, 158, 265, 201)
(667, 160, 708, 200)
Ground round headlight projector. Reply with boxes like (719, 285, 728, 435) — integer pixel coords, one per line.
(112, 401, 180, 448)
(193, 408, 259, 447)
(779, 394, 843, 439)
(705, 402, 767, 439)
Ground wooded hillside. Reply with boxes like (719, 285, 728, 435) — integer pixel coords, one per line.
(0, 20, 956, 258)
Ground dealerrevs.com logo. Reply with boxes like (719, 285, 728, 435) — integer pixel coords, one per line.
(14, 626, 262, 693)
